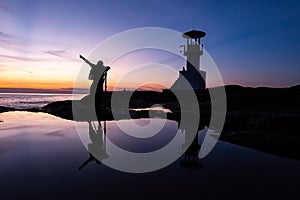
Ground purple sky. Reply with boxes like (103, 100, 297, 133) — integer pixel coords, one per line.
(0, 0, 299, 90)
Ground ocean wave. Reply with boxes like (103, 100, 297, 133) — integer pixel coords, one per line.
(0, 93, 84, 109)
(19, 101, 50, 104)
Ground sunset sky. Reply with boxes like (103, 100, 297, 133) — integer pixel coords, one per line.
(0, 0, 299, 91)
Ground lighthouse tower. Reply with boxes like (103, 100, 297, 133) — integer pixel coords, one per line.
(170, 30, 206, 90)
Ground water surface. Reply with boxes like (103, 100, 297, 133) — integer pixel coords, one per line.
(0, 111, 299, 199)
(0, 93, 85, 109)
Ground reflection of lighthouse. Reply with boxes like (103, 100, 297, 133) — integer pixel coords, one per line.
(171, 30, 206, 90)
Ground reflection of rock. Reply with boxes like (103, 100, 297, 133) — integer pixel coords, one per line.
(223, 112, 300, 133)
(221, 129, 300, 160)
(221, 112, 300, 160)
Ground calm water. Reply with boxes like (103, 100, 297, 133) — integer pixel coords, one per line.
(0, 111, 299, 199)
(0, 93, 85, 109)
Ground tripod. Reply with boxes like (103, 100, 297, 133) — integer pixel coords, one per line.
(103, 71, 107, 92)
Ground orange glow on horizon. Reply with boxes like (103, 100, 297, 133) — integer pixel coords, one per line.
(0, 80, 75, 89)
(0, 74, 77, 90)
(0, 46, 223, 91)
(0, 77, 168, 91)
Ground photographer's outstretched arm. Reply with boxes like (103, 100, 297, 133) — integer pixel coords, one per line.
(79, 54, 93, 67)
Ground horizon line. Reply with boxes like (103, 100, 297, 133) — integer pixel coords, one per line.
(1, 84, 299, 94)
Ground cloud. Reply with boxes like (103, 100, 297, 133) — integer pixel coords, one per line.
(44, 49, 80, 62)
(0, 64, 10, 71)
(0, 4, 10, 14)
(0, 31, 15, 39)
(0, 32, 78, 63)
(0, 31, 81, 64)
(0, 31, 18, 47)
(0, 54, 44, 62)
(0, 31, 31, 54)
(45, 50, 67, 58)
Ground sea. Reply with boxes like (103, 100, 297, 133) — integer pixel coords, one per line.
(0, 111, 299, 199)
(0, 93, 299, 198)
(0, 93, 86, 109)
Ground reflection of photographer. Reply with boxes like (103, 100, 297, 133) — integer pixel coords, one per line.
(78, 121, 109, 170)
(79, 55, 110, 96)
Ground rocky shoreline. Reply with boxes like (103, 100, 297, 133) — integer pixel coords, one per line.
(1, 85, 299, 160)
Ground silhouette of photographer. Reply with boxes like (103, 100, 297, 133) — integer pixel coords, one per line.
(79, 55, 110, 97)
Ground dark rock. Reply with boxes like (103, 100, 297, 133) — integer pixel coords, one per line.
(42, 100, 74, 120)
(0, 106, 15, 113)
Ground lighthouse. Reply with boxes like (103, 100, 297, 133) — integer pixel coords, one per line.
(170, 30, 206, 90)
